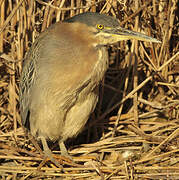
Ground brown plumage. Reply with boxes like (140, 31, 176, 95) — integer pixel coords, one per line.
(19, 12, 160, 164)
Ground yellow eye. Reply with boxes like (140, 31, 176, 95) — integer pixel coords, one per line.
(96, 24, 104, 30)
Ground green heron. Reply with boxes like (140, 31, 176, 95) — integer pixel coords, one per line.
(20, 12, 160, 162)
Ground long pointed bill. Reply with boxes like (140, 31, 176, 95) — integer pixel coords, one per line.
(111, 27, 161, 43)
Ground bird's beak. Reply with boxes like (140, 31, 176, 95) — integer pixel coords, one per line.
(110, 26, 161, 43)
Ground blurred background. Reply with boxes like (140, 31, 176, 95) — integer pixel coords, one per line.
(0, 0, 179, 179)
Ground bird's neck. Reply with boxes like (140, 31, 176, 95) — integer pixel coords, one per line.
(91, 46, 109, 83)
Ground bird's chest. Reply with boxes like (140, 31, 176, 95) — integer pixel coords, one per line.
(76, 47, 108, 100)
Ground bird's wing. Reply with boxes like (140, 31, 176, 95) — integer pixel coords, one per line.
(19, 45, 37, 125)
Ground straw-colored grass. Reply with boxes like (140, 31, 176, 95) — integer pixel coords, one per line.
(0, 0, 178, 179)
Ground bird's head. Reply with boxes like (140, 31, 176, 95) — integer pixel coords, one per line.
(65, 12, 161, 46)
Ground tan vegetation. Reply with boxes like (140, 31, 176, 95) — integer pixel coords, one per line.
(0, 0, 179, 179)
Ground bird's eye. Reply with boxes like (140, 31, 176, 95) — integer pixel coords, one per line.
(96, 24, 104, 30)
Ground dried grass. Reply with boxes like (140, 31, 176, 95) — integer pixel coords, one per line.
(0, 0, 179, 179)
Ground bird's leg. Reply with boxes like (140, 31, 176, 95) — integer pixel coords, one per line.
(59, 141, 72, 160)
(59, 141, 68, 156)
(41, 136, 62, 168)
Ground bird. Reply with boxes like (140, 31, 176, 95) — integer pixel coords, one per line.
(19, 12, 160, 163)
